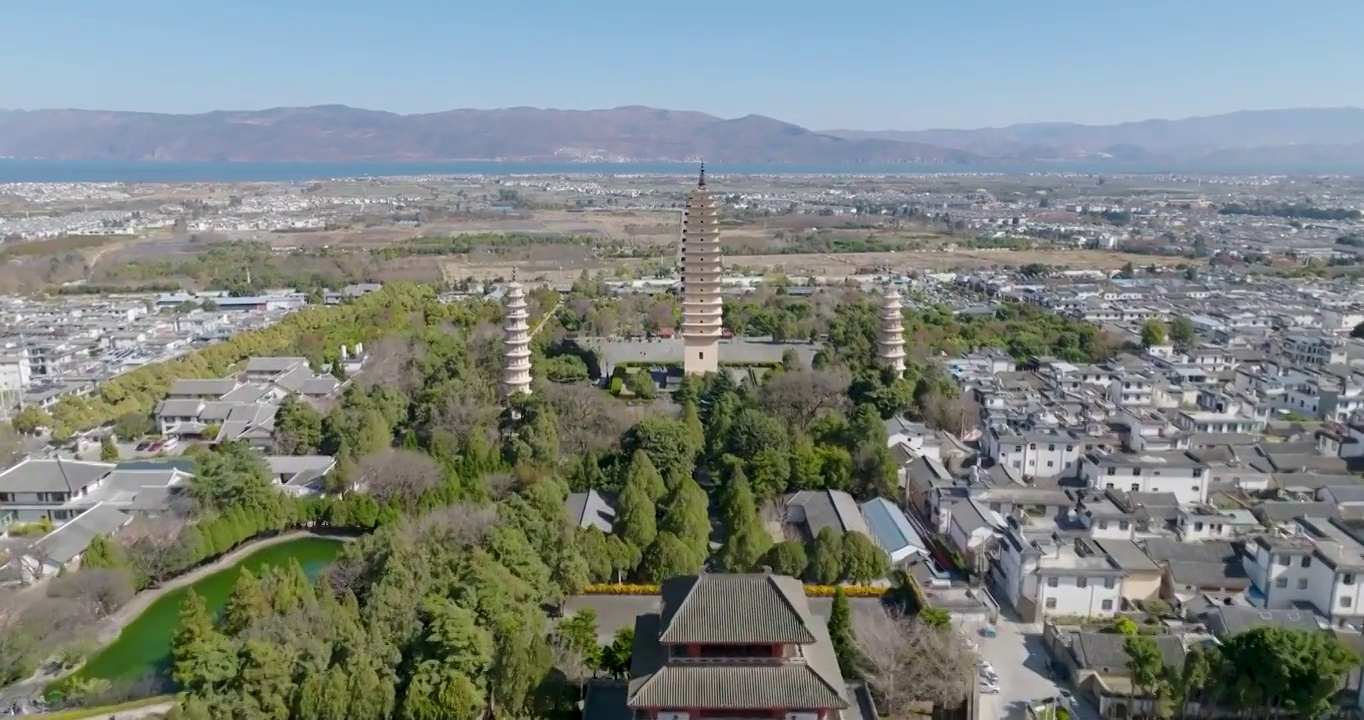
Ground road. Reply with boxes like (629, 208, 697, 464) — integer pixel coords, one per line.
(956, 614, 1096, 720)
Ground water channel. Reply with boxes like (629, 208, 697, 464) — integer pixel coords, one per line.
(64, 536, 344, 690)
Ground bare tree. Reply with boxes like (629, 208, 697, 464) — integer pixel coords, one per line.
(854, 608, 974, 718)
(759, 369, 851, 430)
(921, 392, 982, 436)
(121, 515, 190, 585)
(47, 567, 136, 619)
(551, 640, 593, 701)
(540, 383, 631, 457)
(425, 386, 501, 446)
(467, 321, 508, 384)
(356, 449, 442, 508)
(324, 554, 370, 597)
(359, 336, 419, 391)
(481, 471, 518, 501)
(406, 503, 499, 549)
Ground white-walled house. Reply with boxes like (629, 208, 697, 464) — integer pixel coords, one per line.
(1244, 518, 1364, 622)
(996, 521, 1125, 621)
(986, 429, 1116, 481)
(1079, 451, 1211, 505)
(1175, 506, 1260, 542)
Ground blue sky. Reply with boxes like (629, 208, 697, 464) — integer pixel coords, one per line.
(3, 0, 1362, 130)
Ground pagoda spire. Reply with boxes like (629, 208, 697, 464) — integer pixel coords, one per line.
(877, 282, 906, 378)
(681, 170, 721, 375)
(501, 281, 532, 398)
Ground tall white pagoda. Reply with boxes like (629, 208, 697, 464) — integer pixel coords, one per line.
(877, 283, 907, 378)
(681, 164, 723, 375)
(501, 281, 533, 398)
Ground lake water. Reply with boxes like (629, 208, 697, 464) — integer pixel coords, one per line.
(3, 159, 1352, 184)
(60, 536, 344, 691)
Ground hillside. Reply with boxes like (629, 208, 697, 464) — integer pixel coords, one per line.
(0, 105, 979, 164)
(824, 107, 1364, 164)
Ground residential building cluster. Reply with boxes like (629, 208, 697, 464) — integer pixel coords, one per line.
(903, 308, 1364, 631)
(0, 350, 365, 584)
(0, 292, 310, 413)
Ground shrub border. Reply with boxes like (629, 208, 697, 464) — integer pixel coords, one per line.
(581, 582, 888, 598)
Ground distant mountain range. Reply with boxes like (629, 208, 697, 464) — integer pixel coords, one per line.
(825, 107, 1364, 167)
(0, 105, 1361, 167)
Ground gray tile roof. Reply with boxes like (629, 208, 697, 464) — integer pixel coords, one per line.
(784, 490, 871, 539)
(166, 378, 239, 397)
(1166, 560, 1250, 589)
(219, 383, 272, 404)
(0, 458, 115, 494)
(32, 503, 130, 564)
(628, 605, 848, 711)
(244, 356, 309, 374)
(1068, 631, 1185, 673)
(658, 574, 816, 645)
(567, 490, 616, 533)
(628, 662, 847, 710)
(1200, 606, 1324, 637)
(155, 398, 206, 418)
(1141, 538, 1237, 564)
(299, 376, 342, 396)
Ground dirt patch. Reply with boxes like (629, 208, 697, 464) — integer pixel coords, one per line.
(441, 247, 1181, 283)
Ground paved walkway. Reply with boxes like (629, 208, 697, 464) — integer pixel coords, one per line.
(531, 297, 563, 338)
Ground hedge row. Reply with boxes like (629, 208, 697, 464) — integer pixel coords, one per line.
(612, 360, 781, 371)
(581, 582, 888, 598)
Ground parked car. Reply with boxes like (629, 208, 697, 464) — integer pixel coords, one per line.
(135, 440, 153, 451)
(979, 682, 1000, 695)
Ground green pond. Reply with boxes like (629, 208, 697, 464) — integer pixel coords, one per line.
(65, 536, 344, 689)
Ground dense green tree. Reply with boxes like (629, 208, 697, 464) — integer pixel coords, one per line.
(621, 416, 700, 486)
(1141, 319, 1168, 348)
(599, 627, 635, 678)
(616, 475, 657, 555)
(98, 435, 119, 462)
(828, 587, 858, 678)
(1124, 635, 1168, 719)
(579, 527, 635, 583)
(640, 532, 705, 581)
(81, 534, 128, 571)
(275, 396, 324, 455)
(807, 527, 844, 584)
(112, 412, 153, 440)
(762, 541, 809, 577)
(221, 567, 268, 636)
(10, 405, 51, 435)
(717, 469, 772, 572)
(659, 476, 712, 558)
(557, 608, 601, 667)
(171, 591, 237, 694)
(841, 531, 890, 584)
(624, 450, 666, 502)
(1169, 315, 1197, 347)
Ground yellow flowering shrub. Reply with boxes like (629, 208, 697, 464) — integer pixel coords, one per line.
(582, 583, 661, 595)
(582, 582, 887, 598)
(804, 585, 888, 598)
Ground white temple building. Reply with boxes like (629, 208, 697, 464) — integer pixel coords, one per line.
(501, 282, 533, 397)
(877, 283, 906, 378)
(681, 165, 723, 375)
